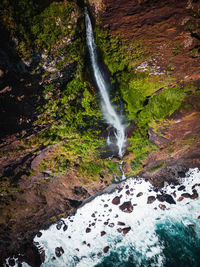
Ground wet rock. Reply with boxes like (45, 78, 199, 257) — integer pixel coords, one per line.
(136, 192, 143, 197)
(83, 241, 86, 244)
(125, 185, 129, 189)
(117, 221, 125, 226)
(104, 204, 108, 208)
(108, 223, 114, 227)
(55, 247, 64, 257)
(172, 192, 176, 198)
(91, 213, 95, 217)
(8, 259, 15, 266)
(119, 201, 133, 213)
(76, 248, 79, 251)
(117, 228, 122, 233)
(158, 204, 166, 210)
(112, 196, 120, 205)
(36, 232, 42, 238)
(86, 228, 91, 233)
(192, 184, 200, 189)
(178, 185, 185, 191)
(198, 216, 200, 219)
(122, 227, 131, 235)
(56, 220, 64, 230)
(109, 209, 112, 212)
(101, 231, 106, 236)
(63, 225, 68, 231)
(103, 246, 109, 253)
(157, 194, 176, 204)
(147, 196, 156, 204)
(191, 189, 198, 199)
(104, 221, 108, 225)
(87, 243, 91, 247)
(126, 190, 130, 195)
(178, 196, 184, 202)
(181, 193, 191, 198)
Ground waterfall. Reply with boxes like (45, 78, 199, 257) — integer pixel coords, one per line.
(85, 9, 126, 158)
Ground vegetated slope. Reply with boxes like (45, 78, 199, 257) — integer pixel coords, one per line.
(0, 0, 117, 263)
(87, 0, 200, 181)
(0, 0, 200, 264)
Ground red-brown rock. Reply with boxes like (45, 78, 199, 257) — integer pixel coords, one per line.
(103, 246, 109, 253)
(112, 196, 120, 205)
(101, 231, 106, 236)
(119, 201, 133, 213)
(117, 221, 125, 226)
(158, 204, 166, 210)
(147, 196, 156, 204)
(122, 227, 131, 235)
(178, 196, 184, 202)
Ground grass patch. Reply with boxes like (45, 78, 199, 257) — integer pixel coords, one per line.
(149, 161, 165, 173)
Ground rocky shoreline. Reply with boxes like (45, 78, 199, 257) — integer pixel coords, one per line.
(8, 167, 199, 267)
(1, 0, 200, 266)
(2, 163, 199, 266)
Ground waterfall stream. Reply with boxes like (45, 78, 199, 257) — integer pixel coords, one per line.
(85, 9, 126, 158)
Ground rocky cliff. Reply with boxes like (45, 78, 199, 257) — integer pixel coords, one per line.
(0, 0, 200, 265)
(87, 0, 200, 179)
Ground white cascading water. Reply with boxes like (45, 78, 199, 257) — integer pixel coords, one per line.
(85, 9, 126, 158)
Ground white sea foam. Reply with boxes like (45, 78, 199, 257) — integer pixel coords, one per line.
(30, 168, 200, 267)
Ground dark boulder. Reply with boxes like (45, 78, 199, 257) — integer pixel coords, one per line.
(55, 247, 64, 257)
(147, 196, 156, 204)
(122, 227, 131, 235)
(119, 201, 133, 213)
(112, 196, 120, 205)
(157, 194, 176, 204)
(103, 246, 109, 253)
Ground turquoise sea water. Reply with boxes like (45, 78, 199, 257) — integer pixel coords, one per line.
(96, 220, 200, 267)
(6, 168, 200, 266)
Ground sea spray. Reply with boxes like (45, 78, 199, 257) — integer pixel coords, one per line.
(85, 8, 126, 158)
(6, 168, 200, 266)
(31, 168, 200, 267)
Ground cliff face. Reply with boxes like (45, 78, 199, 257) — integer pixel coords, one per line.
(0, 0, 200, 265)
(89, 0, 200, 82)
(87, 0, 200, 181)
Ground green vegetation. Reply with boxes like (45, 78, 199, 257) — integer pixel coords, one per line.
(149, 161, 165, 173)
(187, 23, 195, 32)
(0, 0, 82, 58)
(94, 27, 186, 173)
(172, 44, 181, 56)
(0, 1, 188, 178)
(95, 27, 147, 74)
(29, 76, 106, 177)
